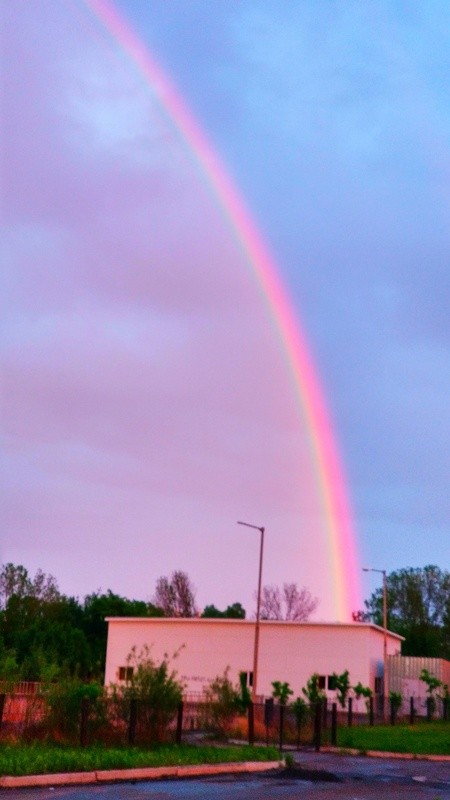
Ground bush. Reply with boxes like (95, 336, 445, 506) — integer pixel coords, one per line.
(111, 646, 183, 745)
(388, 690, 402, 723)
(420, 668, 442, 718)
(271, 681, 293, 706)
(43, 679, 105, 743)
(331, 670, 351, 709)
(302, 673, 325, 705)
(353, 682, 372, 714)
(291, 697, 308, 747)
(202, 668, 241, 736)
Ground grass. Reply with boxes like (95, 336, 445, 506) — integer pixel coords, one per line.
(335, 721, 450, 756)
(0, 743, 280, 777)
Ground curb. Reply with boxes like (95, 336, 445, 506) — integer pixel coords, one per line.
(0, 760, 282, 789)
(320, 746, 450, 762)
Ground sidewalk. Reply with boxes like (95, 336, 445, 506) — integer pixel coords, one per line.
(0, 760, 282, 789)
(2, 748, 450, 789)
(320, 745, 450, 761)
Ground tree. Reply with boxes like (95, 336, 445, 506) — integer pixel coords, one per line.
(236, 670, 251, 711)
(115, 645, 183, 743)
(0, 564, 85, 681)
(352, 609, 370, 622)
(0, 563, 167, 681)
(258, 583, 318, 621)
(420, 668, 442, 717)
(388, 690, 402, 722)
(30, 569, 60, 603)
(153, 570, 198, 617)
(363, 565, 450, 658)
(1, 590, 90, 680)
(353, 682, 372, 714)
(302, 673, 325, 705)
(0, 564, 31, 608)
(202, 602, 246, 619)
(82, 590, 163, 678)
(202, 667, 240, 735)
(0, 563, 60, 609)
(330, 669, 351, 708)
(272, 680, 293, 705)
(291, 697, 308, 748)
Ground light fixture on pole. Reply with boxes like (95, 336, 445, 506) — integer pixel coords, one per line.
(237, 520, 265, 702)
(363, 567, 387, 719)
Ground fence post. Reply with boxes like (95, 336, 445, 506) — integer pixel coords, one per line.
(0, 694, 5, 732)
(390, 698, 396, 726)
(264, 697, 274, 747)
(369, 696, 374, 727)
(176, 701, 183, 745)
(347, 697, 353, 728)
(128, 698, 137, 745)
(322, 698, 328, 729)
(409, 696, 415, 726)
(248, 701, 254, 746)
(331, 702, 337, 746)
(313, 702, 322, 752)
(278, 704, 284, 752)
(79, 697, 90, 747)
(443, 697, 448, 722)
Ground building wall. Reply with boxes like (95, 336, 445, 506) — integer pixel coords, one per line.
(388, 655, 450, 716)
(104, 618, 402, 700)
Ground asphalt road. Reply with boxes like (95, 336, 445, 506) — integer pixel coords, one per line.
(1, 752, 449, 800)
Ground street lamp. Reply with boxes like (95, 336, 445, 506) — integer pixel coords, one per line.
(237, 521, 265, 702)
(363, 567, 387, 718)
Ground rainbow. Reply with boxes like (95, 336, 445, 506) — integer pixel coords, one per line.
(80, 0, 361, 620)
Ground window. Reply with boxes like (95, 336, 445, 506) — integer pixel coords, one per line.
(374, 677, 383, 694)
(327, 675, 337, 690)
(118, 666, 133, 681)
(318, 675, 326, 690)
(240, 671, 253, 687)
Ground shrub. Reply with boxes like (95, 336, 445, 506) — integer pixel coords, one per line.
(420, 668, 442, 717)
(291, 696, 308, 747)
(202, 667, 241, 736)
(284, 752, 294, 768)
(272, 681, 293, 706)
(388, 690, 402, 723)
(331, 670, 351, 709)
(353, 682, 373, 713)
(236, 671, 251, 712)
(302, 673, 325, 705)
(112, 645, 183, 744)
(43, 679, 105, 743)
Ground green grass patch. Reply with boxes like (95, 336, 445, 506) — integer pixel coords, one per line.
(0, 743, 280, 777)
(336, 721, 450, 755)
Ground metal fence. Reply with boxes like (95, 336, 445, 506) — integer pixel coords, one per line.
(0, 691, 447, 749)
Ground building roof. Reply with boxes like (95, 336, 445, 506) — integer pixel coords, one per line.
(105, 616, 404, 640)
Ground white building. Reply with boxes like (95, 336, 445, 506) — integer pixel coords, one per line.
(105, 617, 403, 702)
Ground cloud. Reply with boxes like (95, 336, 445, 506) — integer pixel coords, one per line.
(2, 1, 341, 615)
(112, 0, 450, 583)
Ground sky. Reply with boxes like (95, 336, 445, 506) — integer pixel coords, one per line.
(1, 0, 449, 620)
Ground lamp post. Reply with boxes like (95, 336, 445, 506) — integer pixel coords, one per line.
(237, 521, 265, 702)
(363, 567, 387, 719)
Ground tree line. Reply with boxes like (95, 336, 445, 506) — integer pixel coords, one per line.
(0, 562, 448, 682)
(0, 564, 309, 681)
(353, 565, 450, 660)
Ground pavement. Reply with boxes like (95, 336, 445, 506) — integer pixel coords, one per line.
(294, 749, 450, 782)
